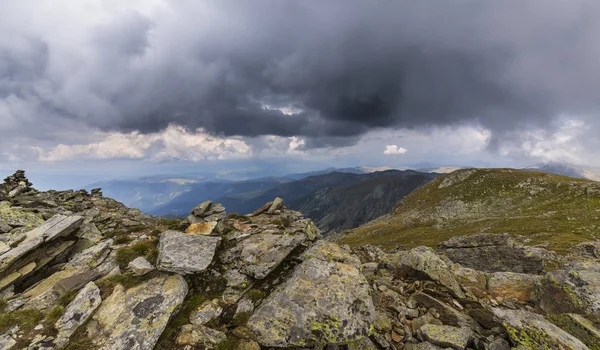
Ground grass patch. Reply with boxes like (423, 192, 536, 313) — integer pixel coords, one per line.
(59, 290, 78, 307)
(228, 213, 250, 221)
(160, 219, 182, 230)
(233, 311, 251, 326)
(0, 299, 7, 313)
(272, 218, 282, 226)
(63, 336, 95, 350)
(216, 336, 240, 350)
(0, 308, 44, 333)
(113, 234, 134, 245)
(115, 239, 158, 269)
(246, 289, 266, 302)
(156, 293, 210, 348)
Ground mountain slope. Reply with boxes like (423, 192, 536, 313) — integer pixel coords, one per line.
(340, 168, 600, 254)
(291, 170, 438, 233)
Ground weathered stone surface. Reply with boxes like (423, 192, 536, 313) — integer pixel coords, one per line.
(438, 233, 546, 274)
(186, 221, 217, 235)
(403, 342, 445, 350)
(88, 274, 188, 350)
(248, 242, 375, 347)
(267, 197, 285, 214)
(452, 267, 488, 299)
(157, 230, 221, 274)
(238, 233, 304, 279)
(128, 256, 155, 276)
(487, 272, 540, 304)
(55, 282, 102, 347)
(0, 215, 83, 275)
(418, 324, 473, 350)
(192, 200, 213, 216)
(548, 313, 600, 349)
(410, 292, 477, 328)
(190, 298, 223, 326)
(536, 262, 600, 321)
(397, 246, 465, 298)
(0, 333, 16, 350)
(492, 308, 588, 349)
(176, 324, 227, 348)
(64, 239, 112, 269)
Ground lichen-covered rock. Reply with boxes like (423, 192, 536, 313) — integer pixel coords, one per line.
(88, 274, 188, 350)
(128, 256, 155, 276)
(237, 233, 304, 279)
(157, 230, 221, 274)
(487, 272, 541, 304)
(0, 334, 16, 350)
(54, 282, 102, 347)
(248, 241, 375, 347)
(548, 313, 600, 350)
(397, 246, 465, 298)
(190, 298, 223, 326)
(438, 233, 548, 274)
(186, 221, 217, 235)
(176, 324, 227, 348)
(409, 292, 477, 328)
(418, 324, 473, 350)
(536, 262, 600, 321)
(492, 308, 588, 350)
(192, 200, 213, 217)
(452, 267, 488, 299)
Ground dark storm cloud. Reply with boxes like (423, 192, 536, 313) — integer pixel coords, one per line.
(2, 0, 600, 146)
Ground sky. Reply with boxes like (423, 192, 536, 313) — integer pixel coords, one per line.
(2, 0, 600, 188)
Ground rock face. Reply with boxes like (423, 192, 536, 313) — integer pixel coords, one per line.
(248, 241, 376, 347)
(88, 274, 188, 349)
(157, 230, 221, 274)
(54, 281, 102, 347)
(438, 233, 548, 274)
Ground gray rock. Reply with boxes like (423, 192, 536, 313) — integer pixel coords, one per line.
(0, 215, 83, 275)
(176, 324, 227, 348)
(402, 343, 445, 350)
(487, 272, 540, 305)
(190, 299, 223, 326)
(0, 334, 16, 350)
(491, 308, 588, 349)
(409, 292, 477, 328)
(418, 324, 473, 350)
(536, 261, 600, 322)
(267, 197, 285, 214)
(548, 313, 600, 349)
(157, 231, 221, 274)
(128, 256, 155, 276)
(438, 233, 547, 274)
(238, 233, 304, 279)
(191, 200, 212, 217)
(248, 242, 375, 347)
(88, 274, 188, 350)
(397, 246, 465, 298)
(55, 282, 102, 347)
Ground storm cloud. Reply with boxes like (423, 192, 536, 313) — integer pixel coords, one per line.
(2, 0, 600, 150)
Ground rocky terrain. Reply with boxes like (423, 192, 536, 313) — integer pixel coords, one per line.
(1, 170, 600, 349)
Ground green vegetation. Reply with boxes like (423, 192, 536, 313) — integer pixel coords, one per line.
(115, 239, 159, 269)
(156, 293, 211, 348)
(228, 213, 250, 221)
(341, 168, 600, 254)
(246, 289, 266, 302)
(233, 311, 251, 326)
(59, 290, 78, 307)
(96, 273, 151, 299)
(0, 299, 7, 313)
(113, 234, 133, 245)
(44, 306, 65, 330)
(0, 308, 44, 333)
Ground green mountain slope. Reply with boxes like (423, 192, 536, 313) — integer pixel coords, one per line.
(340, 168, 600, 254)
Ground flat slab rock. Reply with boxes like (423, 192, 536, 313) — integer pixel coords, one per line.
(492, 308, 588, 350)
(157, 230, 221, 274)
(88, 274, 188, 350)
(248, 241, 376, 347)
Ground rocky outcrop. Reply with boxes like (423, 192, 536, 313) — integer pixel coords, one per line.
(248, 241, 375, 347)
(157, 230, 221, 274)
(438, 233, 554, 274)
(1, 171, 599, 350)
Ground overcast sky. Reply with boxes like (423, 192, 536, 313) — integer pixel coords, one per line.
(2, 0, 600, 187)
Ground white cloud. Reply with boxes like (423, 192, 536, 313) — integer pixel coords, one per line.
(34, 125, 251, 162)
(383, 145, 407, 155)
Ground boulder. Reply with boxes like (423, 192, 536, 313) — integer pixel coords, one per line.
(88, 274, 188, 349)
(192, 200, 213, 217)
(237, 233, 304, 279)
(186, 221, 217, 235)
(248, 242, 376, 347)
(452, 267, 488, 299)
(409, 292, 477, 328)
(536, 262, 600, 321)
(418, 324, 473, 350)
(396, 246, 465, 298)
(487, 272, 541, 304)
(491, 308, 588, 349)
(438, 233, 546, 274)
(54, 282, 102, 347)
(128, 256, 155, 276)
(548, 313, 600, 349)
(267, 197, 285, 214)
(0, 334, 16, 350)
(157, 230, 221, 274)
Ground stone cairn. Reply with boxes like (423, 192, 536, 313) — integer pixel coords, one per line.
(0, 170, 33, 200)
